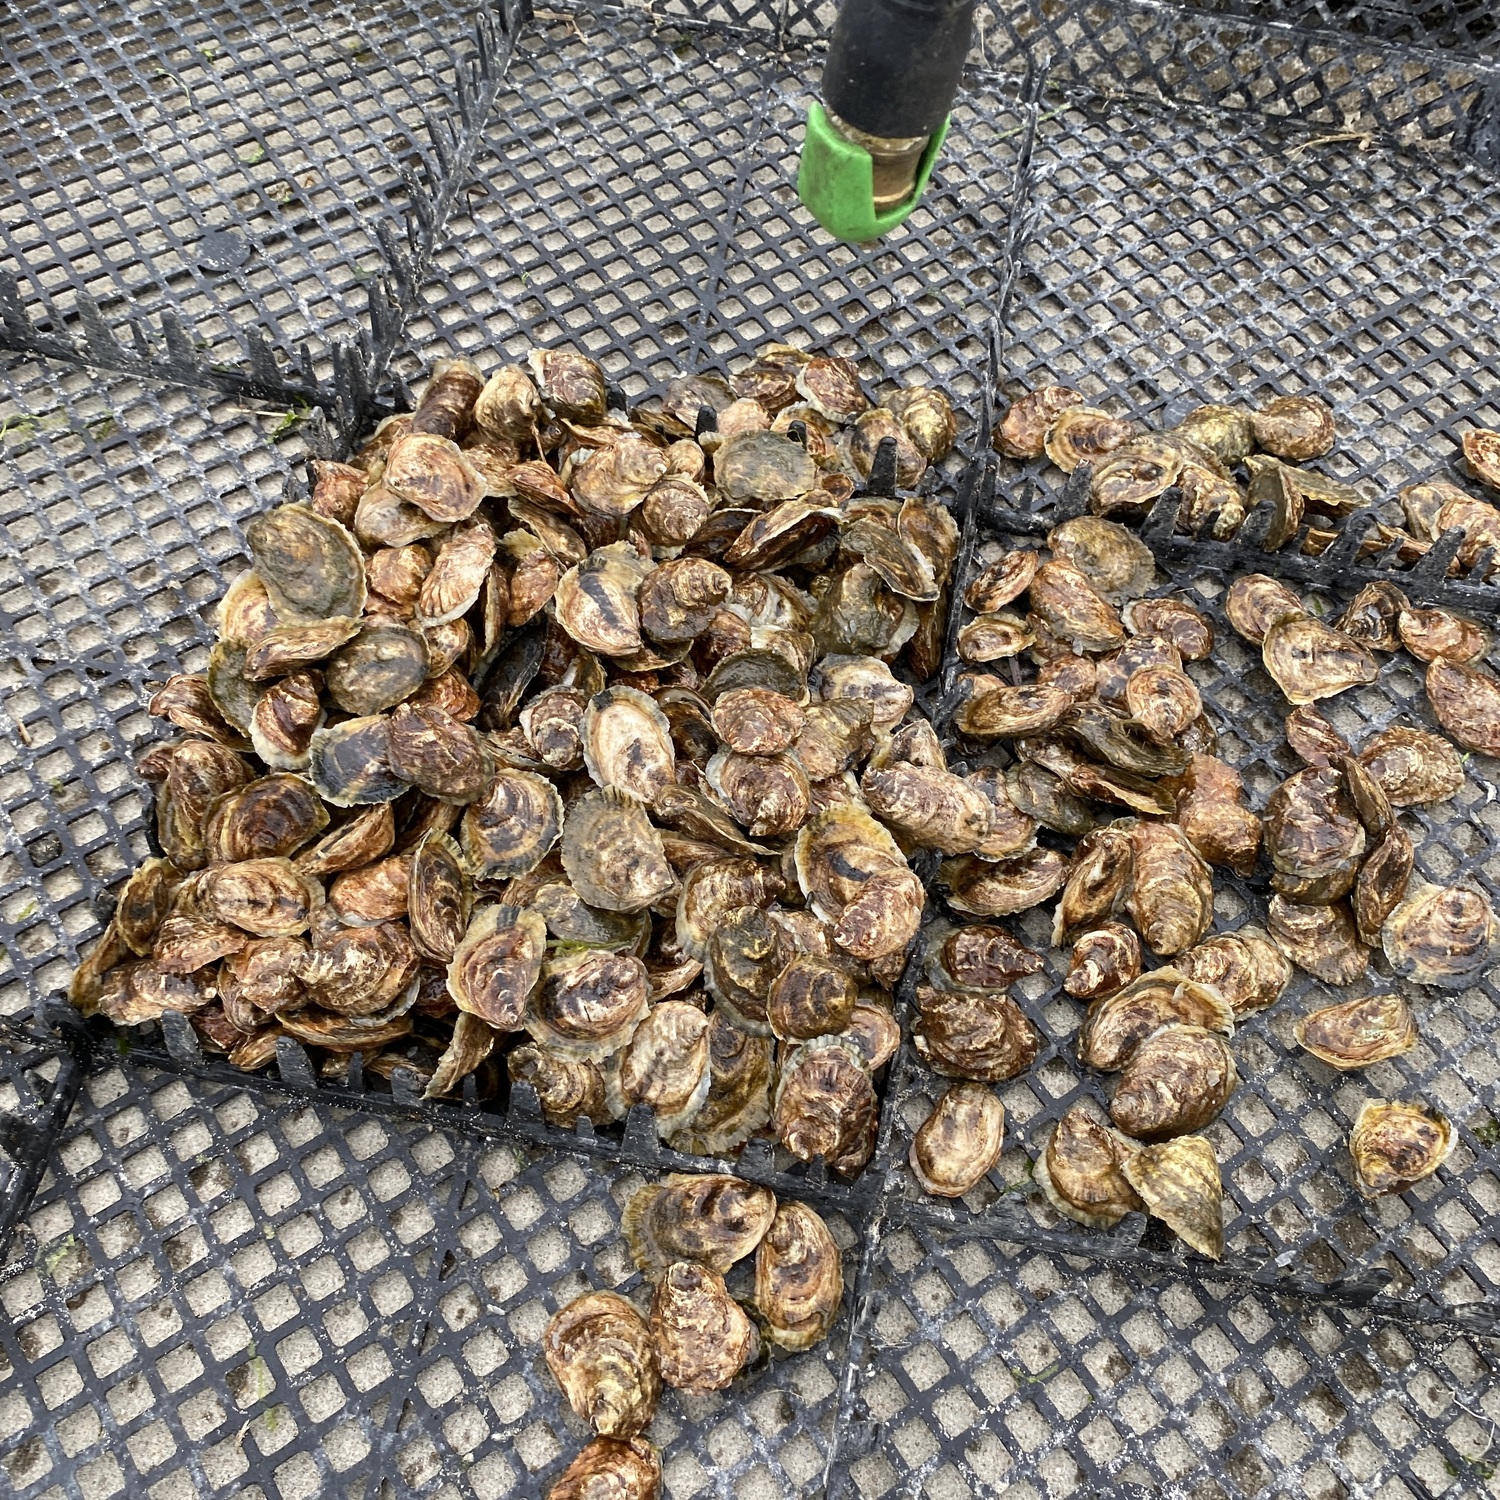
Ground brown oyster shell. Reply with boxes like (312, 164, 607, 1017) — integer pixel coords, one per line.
(1044, 405, 1136, 472)
(910, 1083, 1005, 1198)
(507, 1044, 610, 1128)
(543, 1291, 661, 1438)
(860, 763, 995, 855)
(1266, 895, 1368, 984)
(1335, 581, 1408, 652)
(460, 768, 563, 880)
(407, 830, 472, 963)
(1028, 559, 1126, 653)
(245, 504, 367, 624)
(913, 985, 1039, 1082)
(767, 954, 858, 1041)
(609, 1000, 712, 1135)
(528, 950, 651, 1060)
(1224, 574, 1304, 645)
(1121, 596, 1215, 661)
(1078, 966, 1233, 1072)
(622, 1173, 778, 1280)
(1349, 1099, 1454, 1197)
(1358, 727, 1464, 806)
(1052, 825, 1133, 946)
(649, 1262, 758, 1395)
(773, 1038, 878, 1174)
(1064, 923, 1142, 1002)
(546, 1438, 661, 1500)
(447, 904, 546, 1030)
(203, 857, 320, 937)
(669, 1013, 775, 1155)
(1263, 616, 1378, 705)
(1284, 705, 1351, 768)
(1121, 1135, 1223, 1258)
(1251, 395, 1335, 461)
(581, 686, 676, 802)
(1036, 1103, 1142, 1229)
(1294, 992, 1417, 1071)
(1176, 927, 1290, 1019)
(1426, 659, 1500, 756)
(1109, 1023, 1237, 1141)
(753, 1200, 843, 1351)
(1170, 754, 1261, 877)
(1125, 821, 1214, 955)
(964, 549, 1040, 613)
(994, 386, 1083, 459)
(942, 849, 1071, 919)
(1381, 879, 1500, 989)
(1125, 666, 1202, 746)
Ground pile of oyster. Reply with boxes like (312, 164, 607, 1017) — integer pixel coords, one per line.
(998, 381, 1500, 581)
(542, 1174, 840, 1498)
(69, 344, 958, 1179)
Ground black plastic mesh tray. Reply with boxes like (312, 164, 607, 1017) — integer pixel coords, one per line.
(5, 0, 1500, 1493)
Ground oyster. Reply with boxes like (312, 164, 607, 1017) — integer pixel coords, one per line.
(1121, 1135, 1223, 1258)
(249, 671, 325, 770)
(638, 557, 732, 643)
(447, 904, 546, 1029)
(423, 1011, 501, 1098)
(561, 788, 673, 914)
(242, 617, 359, 681)
(964, 549, 1039, 613)
(1078, 968, 1232, 1071)
(622, 1173, 777, 1280)
(941, 849, 1071, 918)
(115, 857, 181, 956)
(245, 504, 366, 624)
(677, 857, 784, 961)
(767, 954, 858, 1041)
(387, 702, 493, 803)
(507, 1045, 610, 1127)
(1046, 517, 1156, 603)
(711, 687, 805, 755)
(1284, 705, 1351, 767)
(203, 773, 329, 862)
(1036, 1103, 1142, 1228)
(1110, 1023, 1237, 1141)
(554, 543, 649, 657)
(461, 768, 563, 879)
(547, 1438, 661, 1500)
(1121, 596, 1214, 661)
(309, 717, 408, 807)
(1461, 428, 1500, 491)
(860, 763, 994, 854)
(543, 1291, 660, 1438)
(649, 1262, 758, 1394)
(610, 1000, 711, 1135)
(773, 1037, 878, 1173)
(913, 985, 1039, 1082)
(1125, 821, 1214, 955)
(753, 1200, 842, 1351)
(1224, 574, 1304, 645)
(1263, 765, 1365, 902)
(1044, 406, 1136, 472)
(1251, 394, 1335, 461)
(1027, 559, 1125, 653)
(640, 475, 710, 547)
(670, 1012, 775, 1155)
(1170, 755, 1260, 877)
(1176, 927, 1290, 1019)
(841, 1003, 902, 1071)
(384, 432, 485, 523)
(1397, 607, 1486, 664)
(1426, 659, 1500, 756)
(954, 678, 1072, 739)
(957, 611, 1033, 663)
(203, 857, 319, 937)
(1295, 992, 1417, 1070)
(795, 804, 922, 958)
(928, 922, 1044, 990)
(530, 347, 607, 422)
(1262, 617, 1378, 705)
(1353, 824, 1414, 947)
(1266, 895, 1367, 984)
(407, 830, 471, 962)
(910, 1083, 1005, 1197)
(1089, 436, 1184, 517)
(1348, 1099, 1454, 1197)
(889, 385, 957, 462)
(1381, 879, 1500, 989)
(1357, 727, 1464, 807)
(1174, 404, 1254, 464)
(794, 355, 868, 422)
(1336, 582, 1407, 653)
(528, 950, 651, 1059)
(1052, 825, 1133, 945)
(1064, 923, 1142, 1001)
(473, 363, 541, 440)
(1125, 666, 1202, 746)
(582, 686, 676, 802)
(295, 803, 396, 878)
(706, 749, 811, 838)
(995, 386, 1083, 459)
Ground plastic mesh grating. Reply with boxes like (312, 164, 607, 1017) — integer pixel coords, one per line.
(4, 0, 1500, 1494)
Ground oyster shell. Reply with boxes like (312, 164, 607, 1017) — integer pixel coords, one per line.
(386, 702, 493, 804)
(1110, 1023, 1237, 1141)
(1121, 1135, 1223, 1258)
(1125, 666, 1202, 746)
(1348, 1099, 1454, 1197)
(768, 954, 858, 1041)
(649, 1262, 758, 1394)
(1381, 879, 1500, 989)
(773, 1037, 878, 1174)
(582, 687, 676, 802)
(508, 1044, 610, 1127)
(1263, 616, 1378, 705)
(1061, 923, 1140, 1003)
(1295, 992, 1417, 1070)
(543, 1291, 660, 1438)
(547, 1438, 661, 1500)
(555, 543, 649, 657)
(964, 549, 1039, 613)
(1121, 596, 1215, 661)
(954, 678, 1072, 739)
(1336, 581, 1407, 653)
(1266, 895, 1367, 984)
(1251, 394, 1335, 461)
(1353, 823, 1414, 946)
(203, 773, 329, 862)
(203, 857, 320, 937)
(1263, 765, 1365, 901)
(860, 763, 994, 854)
(706, 749, 811, 838)
(910, 1083, 1005, 1197)
(1425, 659, 1500, 756)
(941, 849, 1071, 919)
(447, 904, 545, 1030)
(638, 557, 732, 644)
(1044, 406, 1135, 472)
(460, 768, 563, 879)
(1089, 436, 1184, 517)
(927, 921, 1044, 991)
(1036, 1103, 1142, 1228)
(913, 984, 1039, 1082)
(245, 504, 366, 624)
(1224, 574, 1304, 645)
(384, 432, 485, 523)
(1397, 607, 1486, 664)
(407, 830, 471, 962)
(610, 1000, 712, 1134)
(1170, 754, 1261, 877)
(677, 857, 784, 961)
(560, 788, 674, 914)
(1028, 559, 1125, 653)
(795, 804, 921, 958)
(1176, 927, 1290, 1019)
(622, 1173, 777, 1280)
(1284, 705, 1351, 767)
(528, 950, 651, 1060)
(1125, 821, 1214, 955)
(994, 386, 1083, 459)
(309, 717, 408, 808)
(669, 1012, 775, 1155)
(753, 1200, 842, 1351)
(1077, 967, 1233, 1071)
(249, 671, 325, 771)
(1357, 726, 1464, 807)
(1052, 826, 1133, 946)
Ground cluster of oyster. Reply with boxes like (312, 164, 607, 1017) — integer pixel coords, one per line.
(996, 376, 1500, 581)
(69, 343, 963, 1176)
(542, 1174, 840, 1499)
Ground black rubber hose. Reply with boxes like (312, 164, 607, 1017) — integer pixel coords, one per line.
(821, 0, 977, 139)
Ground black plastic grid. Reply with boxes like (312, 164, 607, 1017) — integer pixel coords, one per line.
(6, 0, 1500, 1494)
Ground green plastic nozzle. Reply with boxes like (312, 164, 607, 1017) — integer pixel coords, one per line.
(797, 102, 950, 243)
